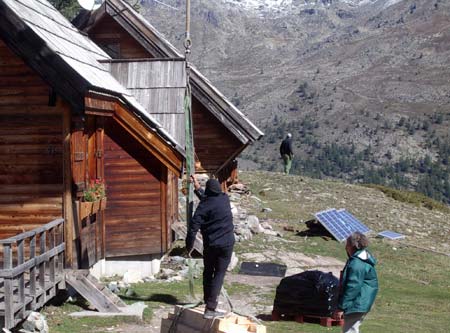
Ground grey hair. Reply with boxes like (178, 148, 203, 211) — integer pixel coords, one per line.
(347, 232, 369, 250)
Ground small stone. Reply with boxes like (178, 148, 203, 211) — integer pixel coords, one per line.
(118, 281, 129, 290)
(247, 215, 264, 234)
(311, 242, 318, 246)
(392, 247, 397, 251)
(170, 275, 184, 282)
(228, 183, 248, 193)
(262, 207, 273, 213)
(230, 203, 239, 216)
(22, 312, 48, 333)
(260, 222, 273, 230)
(179, 267, 189, 277)
(159, 268, 175, 279)
(107, 281, 119, 294)
(125, 288, 136, 297)
(227, 252, 239, 271)
(239, 213, 248, 220)
(262, 229, 278, 236)
(170, 256, 185, 264)
(229, 193, 241, 202)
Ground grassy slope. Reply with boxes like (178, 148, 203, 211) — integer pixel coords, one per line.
(45, 171, 450, 333)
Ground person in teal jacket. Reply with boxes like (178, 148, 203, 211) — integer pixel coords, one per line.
(337, 232, 379, 333)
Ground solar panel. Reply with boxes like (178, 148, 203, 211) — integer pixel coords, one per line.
(314, 208, 352, 242)
(337, 209, 371, 234)
(315, 208, 371, 242)
(378, 230, 405, 240)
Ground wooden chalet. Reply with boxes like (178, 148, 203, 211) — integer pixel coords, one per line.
(0, 0, 185, 327)
(73, 0, 264, 188)
(0, 0, 262, 327)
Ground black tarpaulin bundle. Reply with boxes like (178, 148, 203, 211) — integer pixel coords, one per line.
(273, 270, 339, 317)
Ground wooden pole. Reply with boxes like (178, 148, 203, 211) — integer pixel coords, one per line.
(62, 102, 74, 268)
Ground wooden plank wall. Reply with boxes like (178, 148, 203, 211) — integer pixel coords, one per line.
(104, 118, 165, 257)
(88, 15, 150, 59)
(192, 96, 242, 173)
(106, 60, 186, 147)
(0, 40, 63, 239)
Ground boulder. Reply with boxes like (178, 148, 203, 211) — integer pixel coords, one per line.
(21, 312, 48, 333)
(107, 281, 119, 294)
(247, 215, 264, 234)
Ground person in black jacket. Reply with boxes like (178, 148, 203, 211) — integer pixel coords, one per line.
(279, 133, 294, 174)
(186, 176, 235, 319)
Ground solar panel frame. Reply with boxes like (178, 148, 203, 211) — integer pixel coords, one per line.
(378, 230, 405, 240)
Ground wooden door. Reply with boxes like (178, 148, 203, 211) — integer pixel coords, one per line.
(103, 119, 164, 257)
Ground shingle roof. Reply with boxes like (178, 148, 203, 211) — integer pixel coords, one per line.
(0, 0, 183, 154)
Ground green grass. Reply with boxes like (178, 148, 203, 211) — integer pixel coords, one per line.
(45, 171, 450, 333)
(364, 184, 450, 213)
(43, 303, 139, 333)
(45, 242, 450, 333)
(238, 171, 450, 332)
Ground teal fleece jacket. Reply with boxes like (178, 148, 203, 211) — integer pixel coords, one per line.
(338, 249, 379, 314)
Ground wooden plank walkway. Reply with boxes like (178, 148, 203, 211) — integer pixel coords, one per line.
(0, 219, 65, 329)
(66, 270, 126, 313)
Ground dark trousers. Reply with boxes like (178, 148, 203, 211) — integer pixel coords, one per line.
(203, 244, 233, 310)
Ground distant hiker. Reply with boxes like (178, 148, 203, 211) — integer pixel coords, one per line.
(186, 175, 235, 319)
(337, 232, 379, 333)
(279, 133, 294, 174)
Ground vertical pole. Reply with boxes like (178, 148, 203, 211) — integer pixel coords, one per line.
(184, 0, 194, 227)
(30, 234, 37, 309)
(63, 103, 74, 268)
(17, 240, 25, 319)
(185, 85, 194, 227)
(3, 244, 14, 328)
(39, 231, 47, 305)
(186, 0, 191, 45)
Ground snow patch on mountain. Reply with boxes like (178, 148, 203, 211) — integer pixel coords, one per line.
(223, 0, 403, 13)
(381, 0, 403, 9)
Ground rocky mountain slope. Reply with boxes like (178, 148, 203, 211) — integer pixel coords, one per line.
(140, 0, 450, 203)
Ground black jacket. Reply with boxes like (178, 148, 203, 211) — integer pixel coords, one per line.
(186, 188, 235, 250)
(280, 138, 293, 156)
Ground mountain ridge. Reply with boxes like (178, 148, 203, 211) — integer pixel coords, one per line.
(140, 0, 450, 203)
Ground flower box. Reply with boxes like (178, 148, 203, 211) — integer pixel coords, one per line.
(78, 197, 107, 220)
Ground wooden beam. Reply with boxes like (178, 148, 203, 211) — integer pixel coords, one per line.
(62, 100, 75, 269)
(85, 93, 116, 116)
(160, 168, 168, 253)
(113, 102, 182, 177)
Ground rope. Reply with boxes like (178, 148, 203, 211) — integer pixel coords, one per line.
(184, 0, 195, 227)
(168, 301, 203, 333)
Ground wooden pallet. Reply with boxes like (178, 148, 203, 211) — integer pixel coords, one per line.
(272, 309, 344, 328)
